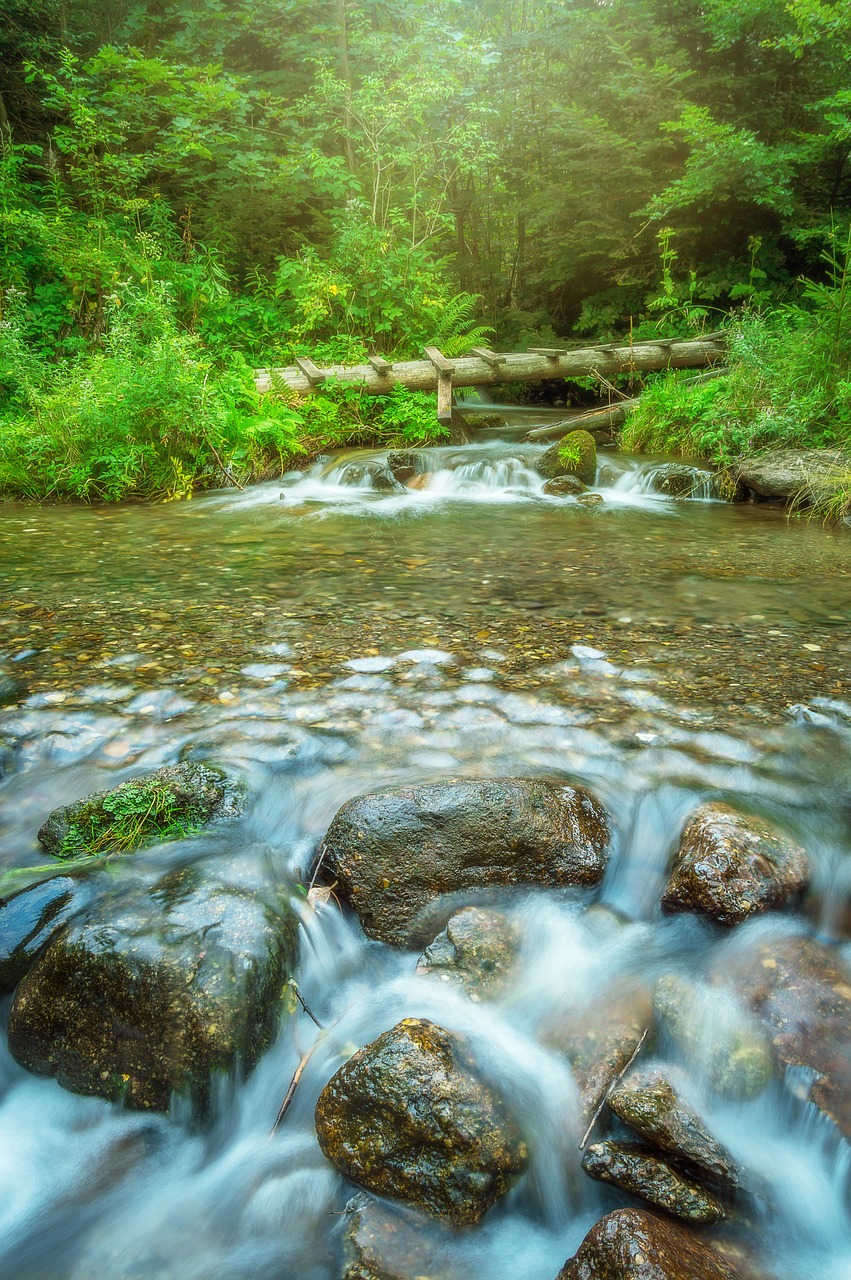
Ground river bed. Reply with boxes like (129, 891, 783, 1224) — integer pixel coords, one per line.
(0, 437, 849, 1279)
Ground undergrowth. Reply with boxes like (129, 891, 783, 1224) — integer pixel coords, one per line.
(57, 780, 208, 858)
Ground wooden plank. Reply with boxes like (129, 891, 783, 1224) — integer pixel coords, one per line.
(470, 347, 507, 367)
(294, 356, 326, 385)
(437, 372, 454, 425)
(368, 355, 393, 375)
(424, 345, 456, 376)
(528, 347, 567, 358)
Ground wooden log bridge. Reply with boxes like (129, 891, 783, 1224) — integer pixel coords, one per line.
(255, 333, 726, 422)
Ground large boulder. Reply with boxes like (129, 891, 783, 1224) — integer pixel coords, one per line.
(537, 430, 597, 485)
(416, 906, 519, 999)
(38, 762, 245, 859)
(319, 778, 610, 946)
(608, 1067, 738, 1190)
(661, 803, 810, 927)
(557, 1208, 746, 1279)
(653, 975, 773, 1099)
(581, 1142, 726, 1224)
(734, 448, 845, 501)
(716, 934, 851, 1137)
(0, 874, 97, 992)
(314, 1018, 527, 1226)
(8, 861, 299, 1113)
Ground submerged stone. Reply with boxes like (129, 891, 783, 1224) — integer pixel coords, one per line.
(652, 463, 712, 499)
(342, 1194, 460, 1280)
(416, 906, 519, 998)
(319, 778, 610, 946)
(608, 1067, 738, 1189)
(314, 1018, 527, 1226)
(717, 934, 851, 1137)
(537, 430, 597, 485)
(653, 975, 773, 1100)
(8, 861, 299, 1113)
(557, 1207, 745, 1279)
(547, 981, 653, 1124)
(662, 803, 810, 926)
(0, 874, 97, 993)
(582, 1141, 726, 1224)
(38, 762, 245, 859)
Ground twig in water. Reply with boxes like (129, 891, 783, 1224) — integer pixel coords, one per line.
(579, 1027, 648, 1151)
(308, 842, 327, 891)
(290, 980, 324, 1029)
(271, 1038, 323, 1135)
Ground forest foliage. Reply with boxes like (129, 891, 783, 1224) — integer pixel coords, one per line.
(1, 0, 850, 501)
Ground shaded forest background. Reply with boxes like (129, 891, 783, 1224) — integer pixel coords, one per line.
(1, 0, 850, 501)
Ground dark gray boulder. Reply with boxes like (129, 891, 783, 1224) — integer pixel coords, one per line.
(0, 875, 97, 992)
(662, 803, 810, 927)
(37, 762, 245, 859)
(557, 1208, 747, 1279)
(386, 450, 425, 484)
(651, 463, 713, 498)
(582, 1141, 726, 1224)
(8, 861, 299, 1113)
(315, 1018, 527, 1226)
(318, 778, 611, 945)
(735, 448, 845, 501)
(608, 1067, 738, 1189)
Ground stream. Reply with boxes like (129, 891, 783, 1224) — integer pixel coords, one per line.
(0, 431, 850, 1279)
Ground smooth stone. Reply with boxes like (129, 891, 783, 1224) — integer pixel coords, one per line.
(38, 761, 245, 859)
(416, 906, 519, 998)
(318, 778, 610, 946)
(8, 860, 299, 1113)
(609, 1067, 738, 1189)
(735, 448, 845, 500)
(0, 875, 97, 993)
(557, 1207, 747, 1279)
(543, 475, 586, 496)
(652, 463, 713, 498)
(315, 1018, 527, 1226)
(342, 1194, 459, 1280)
(662, 803, 810, 926)
(581, 1141, 726, 1224)
(547, 982, 653, 1123)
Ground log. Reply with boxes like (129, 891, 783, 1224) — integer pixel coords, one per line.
(522, 367, 730, 442)
(255, 336, 726, 396)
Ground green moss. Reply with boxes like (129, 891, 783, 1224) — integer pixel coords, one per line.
(57, 782, 208, 859)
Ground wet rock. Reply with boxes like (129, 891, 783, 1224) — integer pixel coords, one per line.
(735, 448, 845, 501)
(557, 1207, 744, 1279)
(537, 430, 597, 486)
(405, 472, 433, 491)
(717, 934, 851, 1137)
(543, 475, 586, 497)
(653, 975, 773, 1099)
(549, 982, 653, 1124)
(0, 874, 96, 992)
(8, 861, 299, 1113)
(582, 1141, 726, 1224)
(37, 761, 245, 859)
(416, 906, 519, 998)
(652, 463, 712, 499)
(609, 1067, 738, 1189)
(340, 462, 405, 492)
(319, 778, 610, 946)
(386, 450, 425, 484)
(314, 1018, 527, 1226)
(576, 492, 604, 507)
(473, 411, 509, 431)
(662, 803, 810, 927)
(342, 1194, 459, 1280)
(0, 674, 26, 707)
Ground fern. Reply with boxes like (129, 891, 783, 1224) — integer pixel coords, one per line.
(432, 292, 494, 358)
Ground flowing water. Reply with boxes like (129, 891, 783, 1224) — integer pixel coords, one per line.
(0, 435, 850, 1279)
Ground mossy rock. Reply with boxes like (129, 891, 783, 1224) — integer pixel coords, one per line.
(37, 762, 245, 860)
(315, 1017, 527, 1226)
(8, 861, 299, 1113)
(582, 1141, 726, 1224)
(537, 430, 597, 485)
